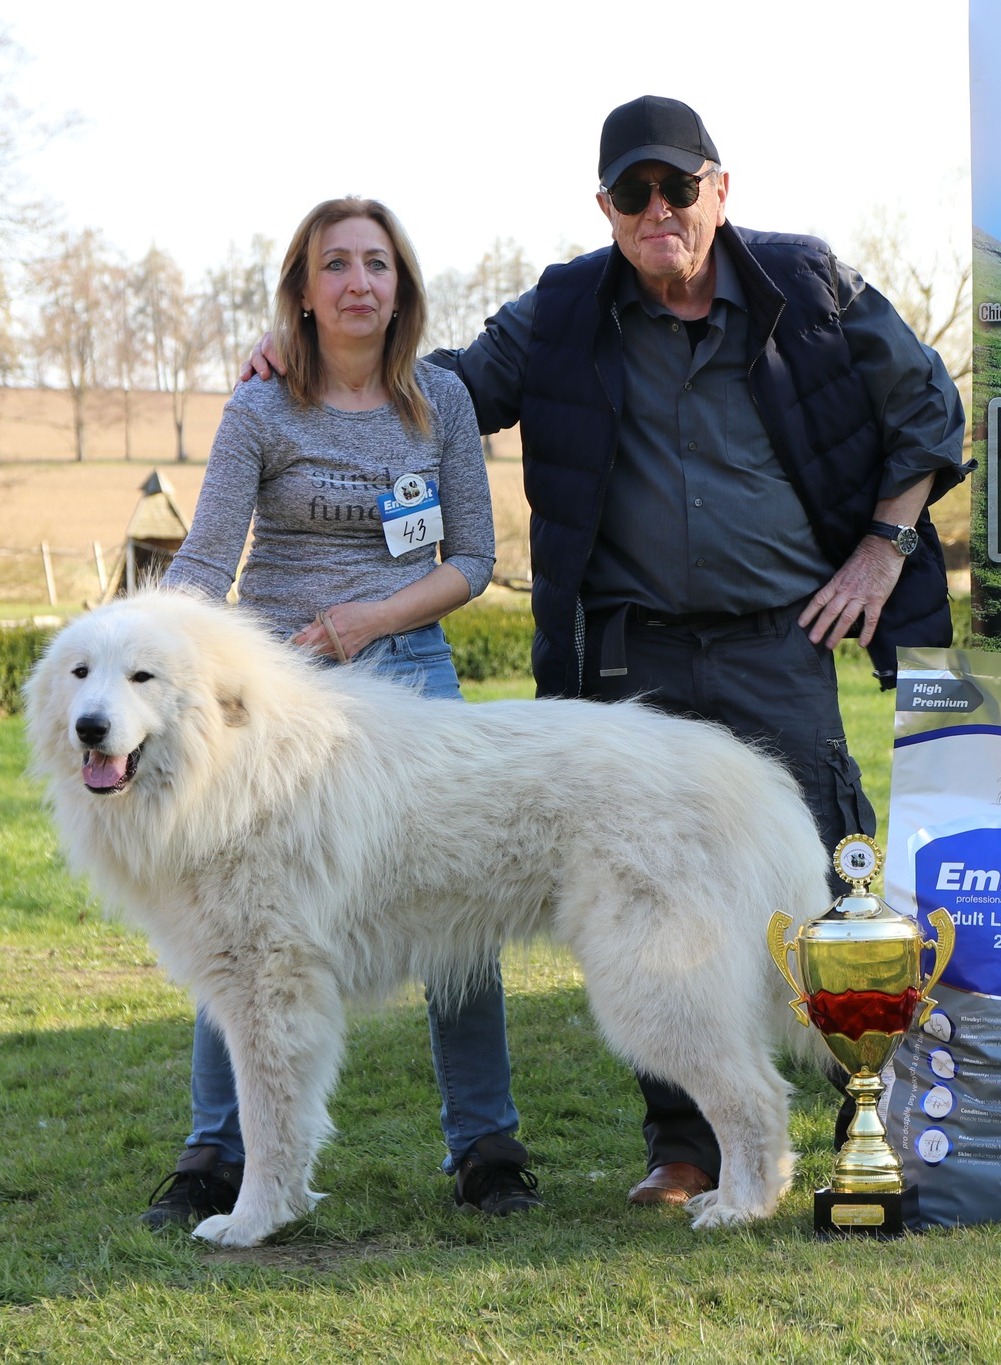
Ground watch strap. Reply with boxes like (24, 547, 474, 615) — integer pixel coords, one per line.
(865, 520, 918, 555)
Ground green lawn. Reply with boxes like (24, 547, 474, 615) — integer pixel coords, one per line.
(4, 654, 1001, 1364)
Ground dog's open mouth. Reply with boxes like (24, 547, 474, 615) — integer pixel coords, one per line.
(82, 747, 142, 794)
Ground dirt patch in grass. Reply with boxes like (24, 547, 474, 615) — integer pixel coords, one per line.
(203, 1238, 400, 1269)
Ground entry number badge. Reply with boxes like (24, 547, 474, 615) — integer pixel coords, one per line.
(377, 475, 444, 558)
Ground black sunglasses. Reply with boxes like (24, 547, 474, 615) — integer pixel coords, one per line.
(602, 168, 716, 215)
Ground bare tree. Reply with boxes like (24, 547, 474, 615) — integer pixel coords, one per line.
(203, 234, 277, 389)
(425, 241, 538, 353)
(134, 245, 180, 393)
(467, 238, 535, 323)
(0, 28, 69, 255)
(425, 267, 480, 351)
(134, 246, 212, 460)
(105, 261, 147, 459)
(554, 239, 589, 264)
(0, 265, 17, 384)
(28, 227, 116, 460)
(847, 208, 972, 392)
(0, 26, 77, 412)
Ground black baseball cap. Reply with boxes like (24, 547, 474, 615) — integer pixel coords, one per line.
(598, 96, 720, 187)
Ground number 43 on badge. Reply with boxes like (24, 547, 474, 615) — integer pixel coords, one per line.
(377, 475, 444, 558)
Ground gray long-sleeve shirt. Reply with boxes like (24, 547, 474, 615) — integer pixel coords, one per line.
(164, 361, 495, 638)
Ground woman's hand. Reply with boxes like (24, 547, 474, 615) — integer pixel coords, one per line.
(293, 566, 472, 661)
(292, 601, 390, 660)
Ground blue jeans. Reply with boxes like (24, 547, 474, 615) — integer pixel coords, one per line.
(187, 623, 519, 1170)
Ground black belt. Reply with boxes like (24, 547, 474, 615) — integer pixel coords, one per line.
(594, 600, 802, 679)
(631, 605, 744, 630)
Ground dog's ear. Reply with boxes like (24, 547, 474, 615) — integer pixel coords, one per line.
(217, 692, 250, 728)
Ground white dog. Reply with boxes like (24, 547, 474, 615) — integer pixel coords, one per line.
(25, 591, 830, 1247)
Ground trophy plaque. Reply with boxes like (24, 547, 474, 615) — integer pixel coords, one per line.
(767, 835, 954, 1238)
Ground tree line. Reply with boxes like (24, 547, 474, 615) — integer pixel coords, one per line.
(2, 220, 552, 463)
(0, 29, 972, 465)
(0, 29, 561, 462)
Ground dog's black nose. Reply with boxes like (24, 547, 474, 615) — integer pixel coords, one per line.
(76, 714, 111, 746)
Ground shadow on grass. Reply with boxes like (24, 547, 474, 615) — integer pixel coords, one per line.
(0, 981, 843, 1306)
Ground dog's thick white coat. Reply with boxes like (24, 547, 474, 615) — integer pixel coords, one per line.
(26, 592, 830, 1246)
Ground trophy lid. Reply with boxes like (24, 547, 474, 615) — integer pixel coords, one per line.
(801, 836, 923, 943)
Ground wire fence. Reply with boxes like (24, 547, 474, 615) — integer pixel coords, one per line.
(0, 542, 119, 612)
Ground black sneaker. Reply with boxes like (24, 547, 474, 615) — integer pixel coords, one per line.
(139, 1145, 244, 1230)
(453, 1135, 542, 1216)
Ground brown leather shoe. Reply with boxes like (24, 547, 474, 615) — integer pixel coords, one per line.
(627, 1162, 716, 1206)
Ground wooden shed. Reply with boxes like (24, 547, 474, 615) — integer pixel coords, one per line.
(101, 469, 190, 601)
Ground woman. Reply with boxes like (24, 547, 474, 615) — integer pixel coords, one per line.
(144, 198, 539, 1229)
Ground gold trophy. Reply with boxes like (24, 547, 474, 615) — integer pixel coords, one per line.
(767, 835, 954, 1238)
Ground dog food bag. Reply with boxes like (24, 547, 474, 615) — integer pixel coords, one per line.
(882, 646, 1001, 1229)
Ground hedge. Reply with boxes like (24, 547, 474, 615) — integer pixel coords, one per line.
(0, 594, 976, 716)
(0, 625, 55, 716)
(444, 599, 535, 681)
(0, 601, 537, 716)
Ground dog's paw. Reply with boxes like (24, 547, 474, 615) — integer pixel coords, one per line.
(191, 1212, 278, 1247)
(192, 1190, 327, 1247)
(685, 1190, 717, 1216)
(688, 1196, 758, 1230)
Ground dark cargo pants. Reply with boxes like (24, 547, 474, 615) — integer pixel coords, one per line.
(582, 599, 876, 1180)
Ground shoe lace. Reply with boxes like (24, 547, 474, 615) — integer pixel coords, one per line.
(475, 1161, 540, 1199)
(145, 1170, 202, 1208)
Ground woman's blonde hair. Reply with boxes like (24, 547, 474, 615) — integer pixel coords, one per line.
(274, 197, 430, 434)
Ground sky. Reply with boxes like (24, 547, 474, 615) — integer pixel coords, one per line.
(6, 0, 974, 289)
(970, 0, 1001, 237)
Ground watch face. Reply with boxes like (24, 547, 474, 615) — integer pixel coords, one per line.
(895, 526, 919, 555)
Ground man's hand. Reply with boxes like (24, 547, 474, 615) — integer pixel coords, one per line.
(798, 537, 907, 650)
(238, 332, 286, 384)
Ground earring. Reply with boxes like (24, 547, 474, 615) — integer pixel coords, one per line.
(392, 310, 399, 319)
(302, 309, 312, 320)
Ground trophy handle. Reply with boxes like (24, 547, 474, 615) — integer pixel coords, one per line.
(767, 911, 811, 1028)
(915, 906, 957, 1027)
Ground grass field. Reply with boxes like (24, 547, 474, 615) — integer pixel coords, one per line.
(0, 390, 972, 616)
(0, 394, 533, 611)
(6, 654, 1001, 1364)
(0, 433, 989, 1361)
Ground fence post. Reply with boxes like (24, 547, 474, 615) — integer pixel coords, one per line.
(40, 542, 57, 606)
(93, 541, 107, 595)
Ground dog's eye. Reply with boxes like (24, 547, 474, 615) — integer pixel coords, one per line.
(131, 671, 155, 684)
(71, 665, 88, 679)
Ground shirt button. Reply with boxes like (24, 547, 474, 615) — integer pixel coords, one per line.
(695, 558, 706, 567)
(683, 381, 693, 391)
(688, 441, 697, 451)
(671, 322, 680, 332)
(693, 498, 703, 507)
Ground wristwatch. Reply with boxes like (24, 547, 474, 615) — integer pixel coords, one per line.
(865, 521, 919, 556)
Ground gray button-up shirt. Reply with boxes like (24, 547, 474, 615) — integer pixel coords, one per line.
(450, 235, 966, 617)
(585, 242, 828, 614)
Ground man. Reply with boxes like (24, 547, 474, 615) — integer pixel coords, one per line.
(248, 95, 968, 1207)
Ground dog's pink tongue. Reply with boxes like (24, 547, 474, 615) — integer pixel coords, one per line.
(82, 752, 128, 789)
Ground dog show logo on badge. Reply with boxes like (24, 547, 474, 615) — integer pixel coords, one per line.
(394, 474, 426, 505)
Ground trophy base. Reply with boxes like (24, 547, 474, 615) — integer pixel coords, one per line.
(814, 1186, 918, 1240)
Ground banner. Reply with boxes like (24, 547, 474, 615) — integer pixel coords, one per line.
(970, 0, 1001, 635)
(884, 647, 1001, 1227)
